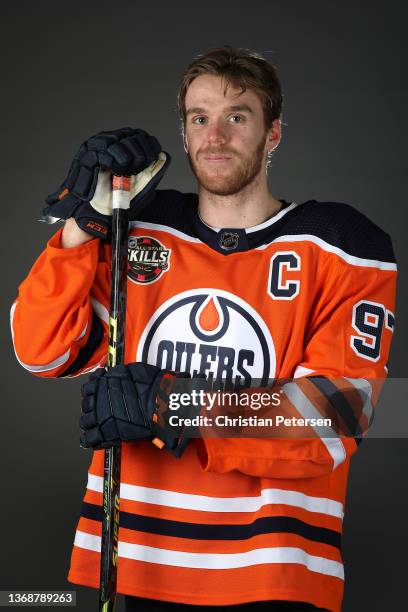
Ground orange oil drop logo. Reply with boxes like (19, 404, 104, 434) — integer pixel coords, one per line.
(198, 298, 220, 332)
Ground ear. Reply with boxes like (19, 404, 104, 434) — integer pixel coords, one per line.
(183, 135, 189, 154)
(180, 122, 189, 153)
(267, 118, 282, 150)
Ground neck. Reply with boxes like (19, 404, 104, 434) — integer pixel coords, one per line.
(198, 173, 282, 229)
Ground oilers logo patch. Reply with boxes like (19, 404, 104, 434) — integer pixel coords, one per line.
(136, 289, 276, 388)
(128, 236, 171, 284)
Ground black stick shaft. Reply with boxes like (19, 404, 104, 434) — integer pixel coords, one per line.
(99, 177, 130, 612)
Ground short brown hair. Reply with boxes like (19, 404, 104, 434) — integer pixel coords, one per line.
(177, 46, 283, 130)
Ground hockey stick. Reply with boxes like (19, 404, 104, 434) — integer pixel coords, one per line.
(99, 175, 131, 612)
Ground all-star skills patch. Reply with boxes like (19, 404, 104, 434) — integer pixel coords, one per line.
(128, 236, 171, 284)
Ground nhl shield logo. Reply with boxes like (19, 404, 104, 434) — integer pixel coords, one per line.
(219, 231, 239, 251)
(128, 236, 171, 284)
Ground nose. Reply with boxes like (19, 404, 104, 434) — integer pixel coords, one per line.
(206, 119, 228, 145)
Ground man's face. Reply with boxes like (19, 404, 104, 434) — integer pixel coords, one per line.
(184, 74, 280, 196)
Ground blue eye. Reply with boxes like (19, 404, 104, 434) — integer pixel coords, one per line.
(192, 116, 206, 125)
(229, 115, 243, 123)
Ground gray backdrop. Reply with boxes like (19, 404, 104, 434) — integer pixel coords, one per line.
(1, 1, 406, 610)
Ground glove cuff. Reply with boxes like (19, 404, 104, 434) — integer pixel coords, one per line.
(75, 216, 110, 239)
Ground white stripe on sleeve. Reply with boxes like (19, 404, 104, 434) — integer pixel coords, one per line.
(10, 302, 87, 373)
(282, 381, 346, 470)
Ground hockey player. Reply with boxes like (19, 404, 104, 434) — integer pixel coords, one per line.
(11, 47, 397, 611)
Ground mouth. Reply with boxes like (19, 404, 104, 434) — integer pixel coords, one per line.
(201, 154, 233, 163)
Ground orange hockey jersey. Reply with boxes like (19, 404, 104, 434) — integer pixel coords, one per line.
(11, 191, 397, 611)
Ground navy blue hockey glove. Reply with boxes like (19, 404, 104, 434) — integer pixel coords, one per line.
(79, 363, 200, 458)
(41, 127, 171, 239)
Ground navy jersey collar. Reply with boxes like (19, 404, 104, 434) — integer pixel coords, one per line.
(189, 199, 295, 254)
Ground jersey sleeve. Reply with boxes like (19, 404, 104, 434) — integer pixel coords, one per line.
(196, 230, 397, 479)
(10, 227, 110, 378)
